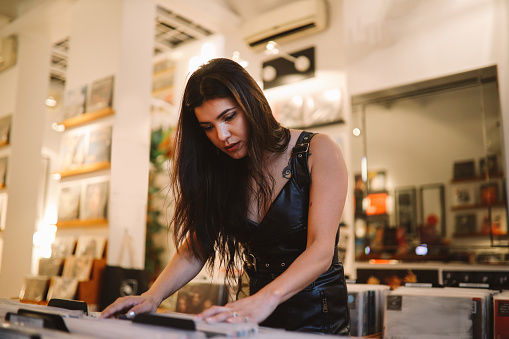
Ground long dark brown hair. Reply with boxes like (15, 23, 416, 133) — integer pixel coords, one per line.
(170, 58, 290, 282)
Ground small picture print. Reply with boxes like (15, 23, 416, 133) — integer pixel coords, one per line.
(87, 75, 114, 112)
(60, 132, 86, 171)
(0, 115, 11, 146)
(47, 277, 79, 300)
(480, 183, 499, 205)
(84, 126, 112, 164)
(451, 186, 475, 206)
(81, 181, 109, 220)
(58, 185, 81, 221)
(51, 236, 76, 258)
(0, 157, 7, 188)
(75, 235, 106, 259)
(63, 85, 87, 120)
(62, 255, 93, 281)
(19, 276, 49, 302)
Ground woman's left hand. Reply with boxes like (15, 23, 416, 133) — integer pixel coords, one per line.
(194, 290, 280, 324)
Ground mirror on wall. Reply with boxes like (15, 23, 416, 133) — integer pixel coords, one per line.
(351, 65, 508, 264)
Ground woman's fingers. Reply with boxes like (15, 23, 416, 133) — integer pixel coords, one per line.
(99, 296, 146, 319)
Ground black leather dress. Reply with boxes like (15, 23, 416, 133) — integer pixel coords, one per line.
(242, 131, 350, 335)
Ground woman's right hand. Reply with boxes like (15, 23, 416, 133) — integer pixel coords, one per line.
(99, 293, 160, 319)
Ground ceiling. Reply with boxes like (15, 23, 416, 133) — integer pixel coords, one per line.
(0, 0, 295, 86)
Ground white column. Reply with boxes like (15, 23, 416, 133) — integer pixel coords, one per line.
(67, 0, 155, 269)
(0, 33, 51, 298)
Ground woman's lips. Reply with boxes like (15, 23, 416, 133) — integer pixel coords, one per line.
(225, 142, 240, 152)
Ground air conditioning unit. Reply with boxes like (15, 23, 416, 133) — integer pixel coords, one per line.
(241, 0, 328, 49)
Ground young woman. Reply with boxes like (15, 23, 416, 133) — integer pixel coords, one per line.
(100, 58, 350, 335)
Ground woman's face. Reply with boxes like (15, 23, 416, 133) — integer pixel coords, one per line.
(194, 97, 250, 159)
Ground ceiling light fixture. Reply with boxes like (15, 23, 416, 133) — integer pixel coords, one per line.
(264, 41, 311, 72)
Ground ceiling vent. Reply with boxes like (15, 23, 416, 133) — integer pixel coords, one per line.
(241, 0, 328, 49)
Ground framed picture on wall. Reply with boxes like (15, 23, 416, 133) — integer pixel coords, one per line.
(0, 115, 12, 147)
(420, 184, 446, 237)
(395, 187, 417, 235)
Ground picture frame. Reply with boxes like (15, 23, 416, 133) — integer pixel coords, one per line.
(63, 84, 87, 120)
(87, 75, 114, 112)
(395, 187, 417, 235)
(47, 277, 79, 300)
(81, 181, 109, 220)
(75, 235, 107, 259)
(480, 182, 499, 205)
(454, 213, 477, 234)
(84, 126, 112, 164)
(0, 115, 12, 147)
(0, 156, 8, 188)
(19, 276, 49, 302)
(453, 159, 476, 180)
(479, 155, 499, 176)
(62, 255, 93, 281)
(481, 208, 508, 235)
(420, 184, 446, 237)
(57, 185, 81, 221)
(451, 185, 475, 207)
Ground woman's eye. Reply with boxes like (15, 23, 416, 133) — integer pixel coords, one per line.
(224, 112, 237, 121)
(202, 125, 213, 131)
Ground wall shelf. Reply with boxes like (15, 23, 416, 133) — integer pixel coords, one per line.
(56, 161, 111, 179)
(58, 107, 114, 129)
(56, 218, 108, 228)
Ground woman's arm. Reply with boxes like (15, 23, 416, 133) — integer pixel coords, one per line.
(196, 133, 348, 324)
(100, 238, 206, 318)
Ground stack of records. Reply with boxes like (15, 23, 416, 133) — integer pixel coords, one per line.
(493, 290, 509, 339)
(347, 283, 390, 337)
(384, 286, 498, 339)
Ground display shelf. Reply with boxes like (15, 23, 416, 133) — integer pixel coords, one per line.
(152, 85, 174, 96)
(453, 231, 508, 238)
(450, 173, 505, 184)
(56, 161, 111, 178)
(58, 107, 114, 129)
(451, 201, 507, 211)
(56, 218, 108, 228)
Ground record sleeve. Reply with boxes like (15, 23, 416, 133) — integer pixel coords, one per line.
(84, 126, 112, 164)
(62, 255, 93, 282)
(63, 85, 87, 120)
(19, 276, 50, 302)
(46, 277, 79, 300)
(81, 181, 109, 220)
(57, 185, 81, 221)
(87, 75, 114, 112)
(75, 235, 106, 259)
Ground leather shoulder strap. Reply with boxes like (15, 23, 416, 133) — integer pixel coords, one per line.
(291, 131, 317, 188)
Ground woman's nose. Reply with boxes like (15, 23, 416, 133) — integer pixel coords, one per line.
(216, 124, 231, 141)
